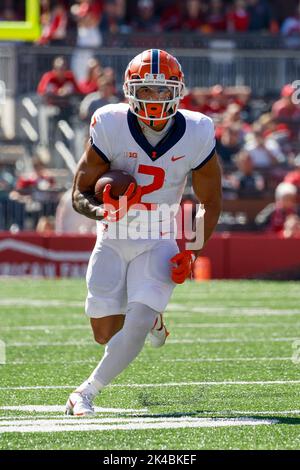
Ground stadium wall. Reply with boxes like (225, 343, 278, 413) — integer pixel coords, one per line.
(0, 233, 299, 280)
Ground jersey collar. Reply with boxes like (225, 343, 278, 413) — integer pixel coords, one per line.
(127, 109, 186, 161)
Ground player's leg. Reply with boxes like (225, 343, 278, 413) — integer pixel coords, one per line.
(66, 301, 159, 415)
(128, 239, 178, 348)
(73, 237, 177, 396)
(66, 243, 127, 416)
(66, 240, 177, 416)
(90, 315, 124, 345)
(81, 302, 158, 387)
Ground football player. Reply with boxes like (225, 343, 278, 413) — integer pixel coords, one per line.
(66, 49, 222, 416)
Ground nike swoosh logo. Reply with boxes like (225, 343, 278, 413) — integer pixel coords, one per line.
(171, 155, 185, 162)
(110, 208, 121, 215)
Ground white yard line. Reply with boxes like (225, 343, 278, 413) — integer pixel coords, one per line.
(1, 379, 300, 391)
(212, 410, 300, 416)
(7, 356, 293, 366)
(0, 410, 299, 421)
(0, 416, 277, 433)
(170, 311, 300, 317)
(173, 323, 300, 328)
(164, 357, 293, 363)
(167, 337, 300, 344)
(1, 325, 90, 331)
(2, 322, 299, 331)
(0, 405, 147, 413)
(1, 299, 300, 316)
(5, 337, 299, 347)
(0, 299, 84, 307)
(9, 359, 98, 365)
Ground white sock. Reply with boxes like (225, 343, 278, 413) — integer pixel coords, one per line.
(76, 378, 103, 398)
(77, 302, 158, 397)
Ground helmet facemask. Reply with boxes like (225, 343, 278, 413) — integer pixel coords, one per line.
(124, 73, 185, 126)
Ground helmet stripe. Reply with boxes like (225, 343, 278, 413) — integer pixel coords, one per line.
(152, 49, 159, 75)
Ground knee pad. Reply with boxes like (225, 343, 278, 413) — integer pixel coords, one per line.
(123, 302, 158, 341)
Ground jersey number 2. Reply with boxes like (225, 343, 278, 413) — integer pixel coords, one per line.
(138, 164, 165, 210)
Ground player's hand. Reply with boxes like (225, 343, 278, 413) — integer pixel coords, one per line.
(102, 183, 142, 222)
(170, 250, 195, 284)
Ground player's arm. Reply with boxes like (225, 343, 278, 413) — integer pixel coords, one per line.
(72, 143, 110, 220)
(170, 153, 222, 284)
(192, 152, 222, 255)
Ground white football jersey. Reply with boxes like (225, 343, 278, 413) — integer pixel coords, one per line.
(90, 103, 215, 239)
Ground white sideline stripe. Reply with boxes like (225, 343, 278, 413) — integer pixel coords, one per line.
(175, 293, 300, 300)
(213, 410, 300, 416)
(165, 357, 292, 363)
(0, 417, 277, 433)
(0, 405, 147, 413)
(1, 380, 300, 391)
(7, 357, 293, 365)
(169, 307, 300, 316)
(166, 337, 300, 344)
(0, 239, 90, 262)
(1, 299, 300, 316)
(0, 416, 214, 425)
(1, 410, 299, 421)
(5, 337, 299, 347)
(0, 299, 84, 307)
(3, 322, 299, 331)
(170, 312, 300, 317)
(2, 325, 89, 331)
(174, 323, 300, 328)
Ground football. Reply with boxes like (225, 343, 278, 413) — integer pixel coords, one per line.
(94, 169, 137, 202)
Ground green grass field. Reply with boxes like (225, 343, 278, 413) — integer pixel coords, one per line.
(0, 279, 300, 450)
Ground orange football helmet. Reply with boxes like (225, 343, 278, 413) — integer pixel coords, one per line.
(123, 49, 185, 126)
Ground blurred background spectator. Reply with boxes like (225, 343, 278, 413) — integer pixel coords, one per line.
(247, 0, 271, 32)
(36, 215, 56, 233)
(1, 0, 298, 37)
(78, 57, 103, 94)
(55, 188, 96, 233)
(255, 182, 299, 232)
(227, 0, 250, 33)
(0, 0, 300, 234)
(282, 214, 300, 238)
(37, 56, 81, 121)
(159, 0, 184, 31)
(131, 0, 161, 33)
(38, 0, 68, 46)
(281, 1, 300, 47)
(100, 0, 128, 34)
(79, 70, 120, 122)
(182, 0, 207, 32)
(206, 0, 227, 32)
(284, 156, 300, 192)
(216, 124, 243, 164)
(71, 0, 103, 81)
(272, 84, 300, 141)
(243, 122, 282, 168)
(229, 150, 265, 198)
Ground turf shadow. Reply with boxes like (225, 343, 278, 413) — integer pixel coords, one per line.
(243, 416, 300, 425)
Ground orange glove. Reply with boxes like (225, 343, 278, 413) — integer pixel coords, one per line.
(170, 250, 195, 284)
(103, 182, 142, 222)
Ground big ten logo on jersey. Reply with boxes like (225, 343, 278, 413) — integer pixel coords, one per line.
(124, 151, 138, 159)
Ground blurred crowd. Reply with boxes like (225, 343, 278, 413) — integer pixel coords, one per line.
(1, 0, 300, 236)
(0, 48, 299, 238)
(2, 0, 300, 42)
